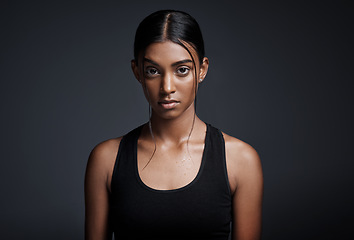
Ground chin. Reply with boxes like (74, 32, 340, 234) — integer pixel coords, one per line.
(154, 109, 182, 120)
(159, 113, 179, 120)
(155, 105, 195, 120)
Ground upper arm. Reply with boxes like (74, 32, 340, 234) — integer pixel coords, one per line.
(224, 134, 263, 240)
(84, 138, 121, 240)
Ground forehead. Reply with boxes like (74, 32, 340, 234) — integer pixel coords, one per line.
(144, 41, 195, 64)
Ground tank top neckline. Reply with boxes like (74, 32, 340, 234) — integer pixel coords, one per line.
(133, 123, 210, 193)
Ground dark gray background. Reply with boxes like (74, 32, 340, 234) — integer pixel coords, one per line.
(1, 0, 353, 239)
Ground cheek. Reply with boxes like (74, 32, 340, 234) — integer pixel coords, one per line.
(141, 81, 160, 101)
(186, 75, 197, 91)
(179, 78, 197, 98)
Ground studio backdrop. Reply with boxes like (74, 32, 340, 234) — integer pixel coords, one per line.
(1, 1, 353, 239)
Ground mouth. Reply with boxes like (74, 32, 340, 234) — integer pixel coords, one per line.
(158, 100, 180, 109)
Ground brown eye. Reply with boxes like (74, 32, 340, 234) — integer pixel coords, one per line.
(145, 67, 160, 77)
(176, 67, 190, 75)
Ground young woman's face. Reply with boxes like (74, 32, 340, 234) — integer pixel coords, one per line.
(132, 41, 208, 120)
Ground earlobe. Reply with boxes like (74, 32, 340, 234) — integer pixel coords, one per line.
(199, 57, 209, 81)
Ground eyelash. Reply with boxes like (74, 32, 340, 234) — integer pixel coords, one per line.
(176, 67, 190, 76)
(144, 66, 191, 78)
(145, 68, 160, 77)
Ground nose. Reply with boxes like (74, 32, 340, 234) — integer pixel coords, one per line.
(160, 73, 176, 94)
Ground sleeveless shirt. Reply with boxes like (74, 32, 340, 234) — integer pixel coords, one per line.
(110, 123, 232, 240)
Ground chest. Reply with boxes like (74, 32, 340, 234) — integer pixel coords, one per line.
(137, 140, 205, 191)
(111, 183, 231, 239)
(109, 124, 232, 239)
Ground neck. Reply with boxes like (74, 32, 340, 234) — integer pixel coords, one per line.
(148, 103, 203, 144)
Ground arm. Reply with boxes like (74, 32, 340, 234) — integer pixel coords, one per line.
(84, 139, 120, 240)
(224, 135, 264, 240)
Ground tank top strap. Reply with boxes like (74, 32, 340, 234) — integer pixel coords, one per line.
(110, 123, 232, 239)
(111, 124, 144, 194)
(202, 123, 232, 197)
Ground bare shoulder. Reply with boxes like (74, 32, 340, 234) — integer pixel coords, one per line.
(221, 132, 263, 194)
(222, 132, 260, 166)
(85, 136, 123, 192)
(88, 137, 123, 163)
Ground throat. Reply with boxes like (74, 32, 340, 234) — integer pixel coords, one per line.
(148, 113, 201, 144)
(136, 123, 208, 191)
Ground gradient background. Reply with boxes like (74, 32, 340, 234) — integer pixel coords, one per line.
(1, 0, 353, 239)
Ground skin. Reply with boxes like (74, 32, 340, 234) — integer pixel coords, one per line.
(85, 41, 263, 240)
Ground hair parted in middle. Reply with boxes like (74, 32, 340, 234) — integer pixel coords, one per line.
(133, 10, 206, 170)
(133, 9, 205, 66)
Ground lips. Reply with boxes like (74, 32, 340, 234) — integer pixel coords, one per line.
(158, 99, 180, 109)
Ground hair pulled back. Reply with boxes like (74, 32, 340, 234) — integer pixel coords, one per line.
(133, 10, 205, 170)
(134, 10, 205, 65)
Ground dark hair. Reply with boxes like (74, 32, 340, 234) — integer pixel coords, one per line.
(134, 10, 205, 65)
(134, 10, 205, 170)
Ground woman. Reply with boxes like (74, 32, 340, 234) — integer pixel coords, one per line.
(85, 10, 263, 240)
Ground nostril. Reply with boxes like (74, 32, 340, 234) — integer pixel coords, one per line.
(160, 76, 176, 93)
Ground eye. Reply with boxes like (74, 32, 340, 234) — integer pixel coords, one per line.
(176, 66, 190, 76)
(145, 67, 160, 77)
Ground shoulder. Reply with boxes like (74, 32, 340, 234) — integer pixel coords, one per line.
(221, 131, 263, 194)
(85, 137, 123, 192)
(221, 132, 260, 167)
(89, 137, 123, 163)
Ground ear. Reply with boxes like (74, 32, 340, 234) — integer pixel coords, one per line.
(198, 57, 209, 83)
(131, 59, 141, 83)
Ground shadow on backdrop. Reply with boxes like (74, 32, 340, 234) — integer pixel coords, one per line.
(1, 1, 353, 239)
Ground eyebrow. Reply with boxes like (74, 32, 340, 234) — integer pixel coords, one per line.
(144, 58, 192, 67)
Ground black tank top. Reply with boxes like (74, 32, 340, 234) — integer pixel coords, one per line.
(110, 123, 232, 240)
